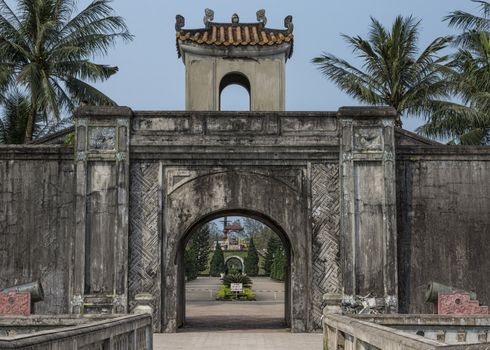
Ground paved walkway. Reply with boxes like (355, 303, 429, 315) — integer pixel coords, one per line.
(153, 332, 323, 350)
(153, 277, 322, 349)
(185, 277, 285, 330)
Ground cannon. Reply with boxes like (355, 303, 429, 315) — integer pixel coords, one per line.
(1, 281, 44, 303)
(425, 281, 476, 303)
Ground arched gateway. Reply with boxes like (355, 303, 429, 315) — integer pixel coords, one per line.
(169, 173, 301, 331)
(71, 10, 398, 333)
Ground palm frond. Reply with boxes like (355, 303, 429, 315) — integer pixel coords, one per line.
(53, 60, 118, 81)
(0, 89, 31, 144)
(417, 99, 489, 142)
(446, 11, 489, 31)
(312, 53, 385, 105)
(63, 76, 117, 106)
(459, 128, 487, 145)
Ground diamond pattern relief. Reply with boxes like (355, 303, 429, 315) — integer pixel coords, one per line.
(129, 162, 161, 330)
(311, 163, 341, 329)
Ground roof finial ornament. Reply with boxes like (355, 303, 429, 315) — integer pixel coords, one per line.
(256, 9, 267, 26)
(231, 13, 240, 24)
(284, 15, 293, 34)
(175, 15, 185, 32)
(204, 8, 214, 27)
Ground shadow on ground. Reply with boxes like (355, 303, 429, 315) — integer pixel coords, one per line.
(181, 315, 288, 332)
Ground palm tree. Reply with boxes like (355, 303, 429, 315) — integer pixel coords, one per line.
(312, 16, 451, 127)
(417, 32, 490, 144)
(0, 89, 32, 143)
(0, 0, 132, 142)
(420, 1, 490, 145)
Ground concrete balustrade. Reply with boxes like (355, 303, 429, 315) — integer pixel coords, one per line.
(0, 314, 152, 350)
(323, 313, 490, 350)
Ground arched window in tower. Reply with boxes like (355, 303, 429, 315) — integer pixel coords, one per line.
(219, 73, 251, 111)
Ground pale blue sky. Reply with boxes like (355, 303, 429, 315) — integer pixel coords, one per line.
(81, 0, 477, 132)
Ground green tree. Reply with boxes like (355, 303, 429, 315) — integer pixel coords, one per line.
(270, 247, 286, 281)
(312, 15, 451, 127)
(190, 225, 211, 273)
(209, 242, 225, 277)
(184, 245, 198, 281)
(418, 2, 490, 145)
(242, 217, 275, 252)
(262, 236, 281, 276)
(0, 90, 32, 143)
(418, 34, 490, 144)
(244, 238, 259, 277)
(0, 0, 132, 142)
(207, 221, 221, 246)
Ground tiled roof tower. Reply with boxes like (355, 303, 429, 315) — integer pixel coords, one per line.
(176, 9, 294, 60)
(176, 9, 293, 111)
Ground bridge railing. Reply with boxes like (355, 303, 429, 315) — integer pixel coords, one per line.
(323, 314, 490, 350)
(0, 314, 152, 350)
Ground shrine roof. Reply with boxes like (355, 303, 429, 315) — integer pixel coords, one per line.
(224, 223, 243, 231)
(175, 9, 294, 59)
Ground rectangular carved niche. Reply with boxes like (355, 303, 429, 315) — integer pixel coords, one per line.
(88, 127, 116, 150)
(353, 127, 383, 152)
(85, 162, 117, 293)
(206, 116, 264, 135)
(353, 162, 385, 293)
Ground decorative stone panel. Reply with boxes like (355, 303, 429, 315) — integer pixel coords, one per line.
(311, 163, 341, 329)
(129, 162, 161, 331)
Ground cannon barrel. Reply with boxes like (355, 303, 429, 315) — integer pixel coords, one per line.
(2, 281, 44, 303)
(425, 282, 477, 303)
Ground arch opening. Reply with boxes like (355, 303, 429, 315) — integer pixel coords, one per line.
(176, 211, 292, 331)
(219, 72, 251, 111)
(225, 256, 244, 273)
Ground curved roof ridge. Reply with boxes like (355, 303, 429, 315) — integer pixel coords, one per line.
(175, 10, 294, 59)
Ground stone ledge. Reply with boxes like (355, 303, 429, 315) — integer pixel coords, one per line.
(354, 314, 490, 326)
(133, 110, 339, 118)
(337, 106, 397, 118)
(74, 106, 133, 118)
(0, 314, 118, 327)
(74, 107, 396, 119)
(396, 145, 490, 159)
(0, 145, 73, 160)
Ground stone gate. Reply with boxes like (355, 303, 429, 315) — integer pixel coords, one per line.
(72, 104, 398, 333)
(1, 9, 489, 335)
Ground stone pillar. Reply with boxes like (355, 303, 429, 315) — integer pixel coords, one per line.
(338, 107, 398, 312)
(72, 106, 132, 314)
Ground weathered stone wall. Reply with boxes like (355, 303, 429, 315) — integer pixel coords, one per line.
(0, 146, 74, 314)
(396, 146, 490, 314)
(6, 109, 488, 333)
